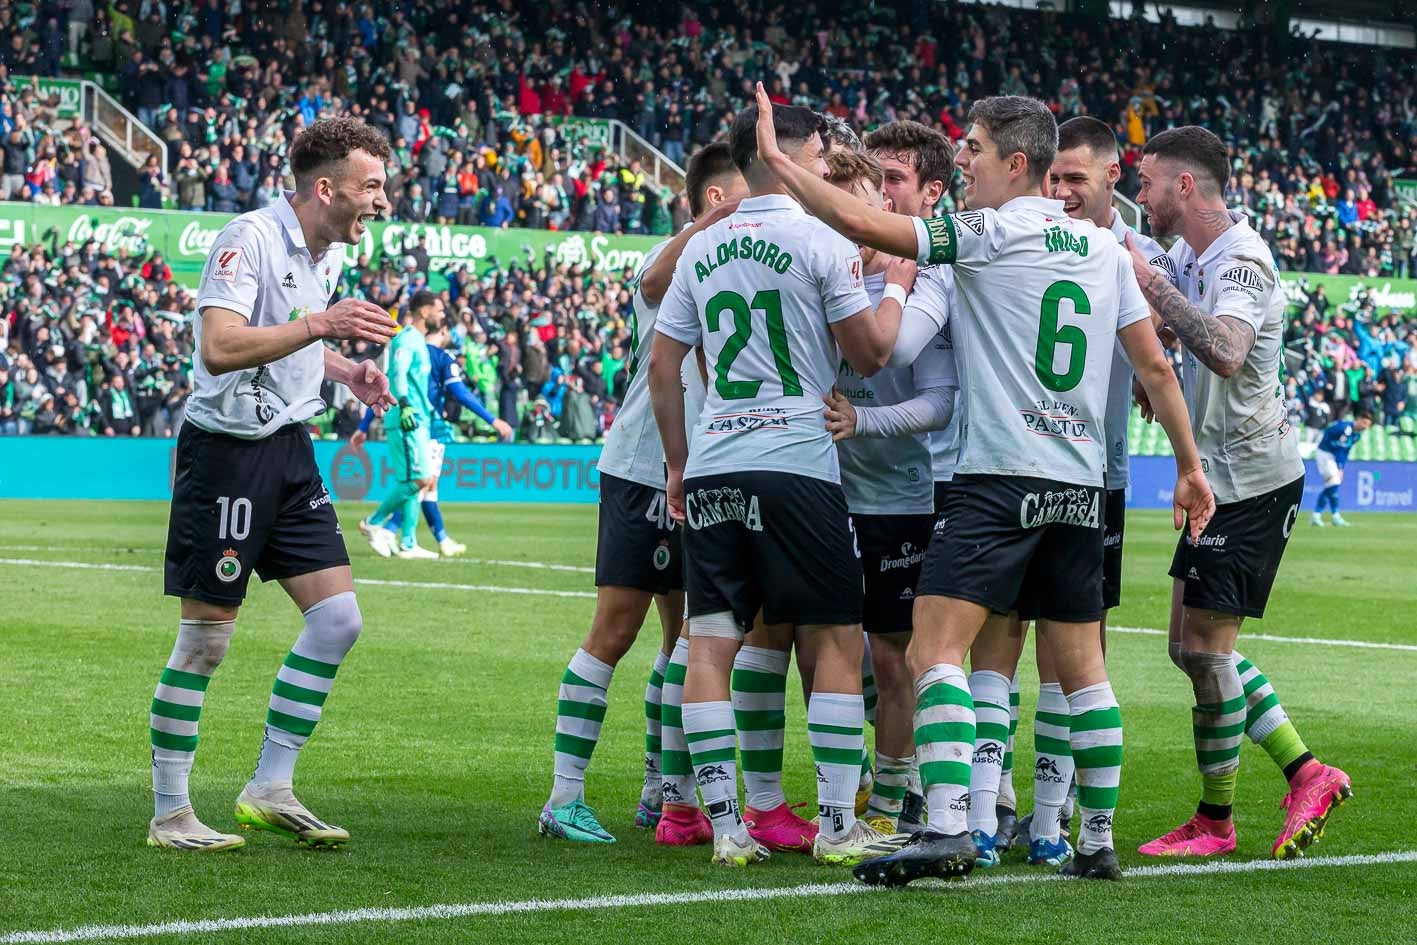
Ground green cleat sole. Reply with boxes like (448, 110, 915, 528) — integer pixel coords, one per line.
(234, 804, 347, 849)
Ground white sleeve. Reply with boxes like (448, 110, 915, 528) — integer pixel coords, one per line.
(909, 331, 958, 390)
(1115, 248, 1151, 331)
(886, 267, 951, 368)
(653, 254, 701, 345)
(854, 385, 954, 438)
(912, 209, 1002, 272)
(813, 226, 871, 323)
(1210, 253, 1275, 333)
(196, 223, 262, 320)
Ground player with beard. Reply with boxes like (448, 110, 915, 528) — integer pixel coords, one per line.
(752, 84, 1215, 883)
(1128, 126, 1352, 860)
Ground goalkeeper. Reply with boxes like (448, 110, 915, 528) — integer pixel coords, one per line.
(358, 291, 438, 559)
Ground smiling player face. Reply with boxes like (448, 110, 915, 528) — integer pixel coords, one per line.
(326, 148, 389, 245)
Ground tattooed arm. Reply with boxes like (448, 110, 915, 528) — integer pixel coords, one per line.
(1124, 234, 1255, 379)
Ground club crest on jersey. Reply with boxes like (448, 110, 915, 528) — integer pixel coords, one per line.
(1019, 400, 1091, 443)
(215, 549, 241, 583)
(1019, 488, 1101, 529)
(685, 487, 763, 532)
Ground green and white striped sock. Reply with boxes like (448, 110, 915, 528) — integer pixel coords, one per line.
(150, 618, 234, 818)
(999, 672, 1020, 810)
(549, 647, 614, 808)
(641, 650, 669, 806)
(865, 752, 913, 822)
(731, 645, 789, 811)
(252, 592, 362, 787)
(808, 692, 865, 841)
(914, 663, 974, 835)
(684, 700, 745, 841)
(968, 669, 1011, 835)
(1032, 682, 1074, 844)
(659, 637, 696, 807)
(1233, 652, 1289, 743)
(1069, 681, 1123, 855)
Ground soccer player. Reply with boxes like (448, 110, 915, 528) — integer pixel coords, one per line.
(351, 301, 513, 556)
(537, 141, 746, 845)
(751, 84, 1215, 883)
(148, 117, 397, 851)
(999, 116, 1178, 866)
(358, 291, 441, 560)
(821, 124, 960, 838)
(1128, 126, 1353, 860)
(649, 100, 915, 867)
(1312, 408, 1372, 526)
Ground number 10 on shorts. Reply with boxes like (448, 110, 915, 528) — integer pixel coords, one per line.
(216, 496, 252, 541)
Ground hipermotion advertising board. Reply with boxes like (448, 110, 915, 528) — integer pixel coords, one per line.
(1, 440, 1413, 514)
(0, 202, 660, 290)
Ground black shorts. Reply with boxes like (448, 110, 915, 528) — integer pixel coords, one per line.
(164, 423, 350, 606)
(594, 472, 684, 595)
(683, 471, 863, 629)
(1169, 475, 1304, 618)
(919, 474, 1105, 624)
(854, 513, 934, 634)
(1101, 488, 1126, 611)
(933, 479, 955, 522)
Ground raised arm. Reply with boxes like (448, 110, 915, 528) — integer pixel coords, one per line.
(753, 82, 919, 259)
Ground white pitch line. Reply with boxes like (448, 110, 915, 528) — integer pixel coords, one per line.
(1, 557, 1413, 651)
(0, 545, 599, 573)
(4, 850, 1415, 944)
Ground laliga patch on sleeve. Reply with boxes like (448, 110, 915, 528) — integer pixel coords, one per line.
(211, 247, 241, 283)
(847, 253, 864, 289)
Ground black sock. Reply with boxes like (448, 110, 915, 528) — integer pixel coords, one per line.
(1283, 752, 1316, 784)
(1197, 801, 1232, 822)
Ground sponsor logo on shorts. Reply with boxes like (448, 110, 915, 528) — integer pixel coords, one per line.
(1283, 503, 1299, 537)
(879, 541, 926, 572)
(1103, 530, 1122, 548)
(704, 408, 790, 435)
(1187, 566, 1200, 580)
(215, 548, 241, 583)
(1019, 399, 1092, 443)
(1035, 757, 1065, 783)
(1019, 488, 1101, 529)
(652, 540, 672, 571)
(308, 488, 333, 511)
(973, 742, 1004, 766)
(685, 486, 763, 532)
(697, 765, 731, 785)
(898, 586, 915, 601)
(1188, 532, 1227, 548)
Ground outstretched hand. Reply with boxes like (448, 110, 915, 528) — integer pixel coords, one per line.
(754, 82, 784, 170)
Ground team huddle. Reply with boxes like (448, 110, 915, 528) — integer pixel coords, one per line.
(143, 100, 1350, 882)
(536, 84, 1352, 883)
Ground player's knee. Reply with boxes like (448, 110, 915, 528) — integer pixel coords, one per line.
(1178, 648, 1231, 696)
(304, 591, 363, 659)
(173, 618, 236, 675)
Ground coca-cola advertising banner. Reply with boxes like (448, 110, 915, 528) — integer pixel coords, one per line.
(0, 202, 660, 289)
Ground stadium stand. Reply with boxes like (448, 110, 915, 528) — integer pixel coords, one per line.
(0, 0, 1415, 443)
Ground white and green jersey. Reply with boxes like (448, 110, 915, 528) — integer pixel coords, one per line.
(837, 269, 956, 514)
(1162, 212, 1304, 503)
(596, 238, 704, 490)
(1103, 212, 1169, 491)
(657, 193, 870, 483)
(912, 196, 1150, 487)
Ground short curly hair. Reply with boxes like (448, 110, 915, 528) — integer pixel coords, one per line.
(289, 117, 392, 187)
(864, 120, 956, 191)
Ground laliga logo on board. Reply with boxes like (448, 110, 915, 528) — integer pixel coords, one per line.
(330, 444, 374, 501)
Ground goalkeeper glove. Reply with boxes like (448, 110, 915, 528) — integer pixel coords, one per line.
(399, 399, 419, 432)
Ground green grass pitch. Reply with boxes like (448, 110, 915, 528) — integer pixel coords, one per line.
(1, 500, 1414, 944)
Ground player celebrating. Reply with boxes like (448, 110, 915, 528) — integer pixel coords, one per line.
(537, 141, 746, 846)
(351, 297, 513, 556)
(1128, 126, 1353, 860)
(148, 117, 397, 851)
(752, 85, 1215, 882)
(1312, 408, 1372, 526)
(820, 127, 959, 836)
(649, 100, 914, 868)
(358, 292, 441, 559)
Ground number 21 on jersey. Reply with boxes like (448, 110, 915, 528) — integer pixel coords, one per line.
(704, 289, 801, 399)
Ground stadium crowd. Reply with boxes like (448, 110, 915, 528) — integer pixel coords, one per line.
(2, 0, 1417, 440)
